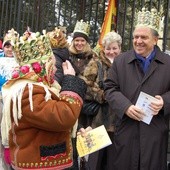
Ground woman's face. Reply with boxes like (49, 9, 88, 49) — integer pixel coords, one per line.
(73, 37, 87, 52)
(104, 42, 121, 63)
(3, 44, 13, 57)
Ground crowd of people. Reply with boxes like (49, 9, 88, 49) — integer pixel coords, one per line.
(0, 7, 169, 170)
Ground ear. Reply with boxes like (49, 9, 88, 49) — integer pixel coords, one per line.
(154, 36, 159, 45)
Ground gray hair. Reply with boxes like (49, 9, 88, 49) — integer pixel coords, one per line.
(150, 28, 159, 37)
(102, 31, 122, 48)
(133, 26, 159, 38)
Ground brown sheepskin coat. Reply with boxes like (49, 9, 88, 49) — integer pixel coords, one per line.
(9, 84, 83, 170)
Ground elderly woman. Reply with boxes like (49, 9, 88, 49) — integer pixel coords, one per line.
(101, 31, 122, 63)
(80, 31, 122, 170)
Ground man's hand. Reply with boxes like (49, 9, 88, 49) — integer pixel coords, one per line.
(125, 105, 145, 121)
(150, 95, 164, 115)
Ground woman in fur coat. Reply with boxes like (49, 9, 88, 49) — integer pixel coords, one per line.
(80, 31, 122, 170)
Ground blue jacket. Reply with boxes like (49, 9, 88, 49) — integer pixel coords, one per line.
(0, 53, 7, 91)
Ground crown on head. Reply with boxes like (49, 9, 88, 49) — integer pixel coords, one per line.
(73, 20, 90, 36)
(47, 27, 68, 48)
(3, 28, 19, 46)
(135, 8, 163, 33)
(12, 30, 53, 66)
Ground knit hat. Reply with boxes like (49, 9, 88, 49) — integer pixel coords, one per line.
(73, 20, 90, 42)
(2, 41, 11, 48)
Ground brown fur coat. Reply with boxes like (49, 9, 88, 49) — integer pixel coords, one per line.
(80, 50, 114, 131)
(80, 50, 111, 103)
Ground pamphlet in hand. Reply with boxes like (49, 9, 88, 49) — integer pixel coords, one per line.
(76, 125, 112, 157)
(135, 91, 158, 125)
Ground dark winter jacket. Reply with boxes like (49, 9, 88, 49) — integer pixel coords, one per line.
(104, 47, 170, 170)
(53, 47, 70, 85)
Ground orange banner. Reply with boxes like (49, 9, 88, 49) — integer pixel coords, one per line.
(98, 0, 116, 48)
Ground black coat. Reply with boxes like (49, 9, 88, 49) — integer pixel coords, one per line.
(104, 47, 170, 170)
(53, 47, 70, 85)
(53, 48, 93, 86)
(68, 52, 94, 127)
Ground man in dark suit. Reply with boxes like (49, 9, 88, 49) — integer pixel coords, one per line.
(104, 8, 170, 170)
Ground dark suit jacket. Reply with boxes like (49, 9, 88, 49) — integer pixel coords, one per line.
(104, 47, 170, 170)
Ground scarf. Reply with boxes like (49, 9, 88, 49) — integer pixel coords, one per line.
(135, 48, 156, 73)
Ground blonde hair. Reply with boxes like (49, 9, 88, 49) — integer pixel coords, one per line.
(69, 39, 92, 55)
(102, 31, 122, 48)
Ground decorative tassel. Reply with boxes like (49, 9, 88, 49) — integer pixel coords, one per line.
(12, 93, 18, 126)
(40, 82, 51, 101)
(17, 87, 25, 119)
(28, 83, 33, 111)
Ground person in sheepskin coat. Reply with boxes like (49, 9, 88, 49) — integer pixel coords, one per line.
(1, 29, 86, 170)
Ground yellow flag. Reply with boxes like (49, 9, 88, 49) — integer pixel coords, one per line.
(98, 0, 116, 48)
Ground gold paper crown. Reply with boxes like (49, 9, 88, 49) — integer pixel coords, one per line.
(3, 28, 19, 47)
(73, 20, 90, 36)
(13, 30, 53, 65)
(47, 27, 68, 48)
(135, 8, 163, 33)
